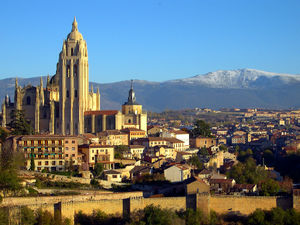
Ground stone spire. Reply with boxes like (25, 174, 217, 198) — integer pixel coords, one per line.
(90, 84, 94, 94)
(127, 80, 136, 104)
(1, 100, 6, 127)
(35, 87, 40, 133)
(15, 77, 18, 89)
(40, 77, 44, 106)
(72, 16, 78, 31)
(47, 74, 50, 87)
(96, 87, 100, 110)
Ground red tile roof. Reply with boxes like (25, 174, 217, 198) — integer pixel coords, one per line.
(84, 110, 119, 116)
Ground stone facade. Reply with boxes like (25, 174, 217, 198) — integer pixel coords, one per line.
(1, 18, 147, 135)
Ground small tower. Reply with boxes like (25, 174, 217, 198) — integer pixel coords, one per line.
(14, 77, 22, 110)
(122, 80, 141, 115)
(121, 80, 147, 131)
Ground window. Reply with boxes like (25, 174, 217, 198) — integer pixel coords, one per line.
(52, 148, 55, 152)
(26, 96, 31, 105)
(52, 161, 56, 165)
(74, 64, 77, 76)
(71, 48, 73, 56)
(75, 90, 77, 98)
(45, 140, 48, 145)
(65, 140, 68, 144)
(72, 147, 75, 150)
(66, 154, 69, 157)
(38, 140, 41, 145)
(92, 157, 94, 160)
(38, 161, 41, 166)
(31, 140, 34, 145)
(65, 147, 69, 150)
(72, 154, 75, 157)
(24, 141, 27, 146)
(66, 90, 69, 98)
(67, 65, 70, 77)
(45, 161, 49, 165)
(113, 175, 117, 178)
(59, 161, 63, 165)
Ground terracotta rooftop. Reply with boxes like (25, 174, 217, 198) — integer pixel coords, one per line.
(129, 145, 145, 148)
(171, 130, 188, 135)
(164, 137, 184, 143)
(84, 110, 119, 116)
(121, 128, 146, 132)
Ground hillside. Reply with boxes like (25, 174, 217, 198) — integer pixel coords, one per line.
(1, 69, 300, 112)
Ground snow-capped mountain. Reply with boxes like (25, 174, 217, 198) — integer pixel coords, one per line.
(0, 68, 300, 111)
(167, 68, 300, 88)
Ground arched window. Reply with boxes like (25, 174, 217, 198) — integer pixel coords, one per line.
(26, 96, 31, 105)
(67, 65, 70, 77)
(71, 48, 74, 56)
(128, 119, 131, 123)
(74, 64, 77, 76)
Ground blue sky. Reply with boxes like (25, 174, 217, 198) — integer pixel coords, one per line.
(1, 0, 300, 83)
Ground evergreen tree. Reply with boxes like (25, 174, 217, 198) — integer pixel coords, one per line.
(192, 120, 212, 138)
(30, 154, 35, 171)
(7, 110, 33, 135)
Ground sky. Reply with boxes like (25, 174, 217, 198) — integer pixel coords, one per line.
(1, 0, 300, 83)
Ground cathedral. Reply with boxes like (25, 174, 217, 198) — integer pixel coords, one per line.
(1, 18, 147, 135)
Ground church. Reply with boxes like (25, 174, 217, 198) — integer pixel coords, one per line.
(1, 18, 147, 135)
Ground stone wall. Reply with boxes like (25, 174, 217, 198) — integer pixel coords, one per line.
(208, 195, 292, 215)
(1, 193, 297, 225)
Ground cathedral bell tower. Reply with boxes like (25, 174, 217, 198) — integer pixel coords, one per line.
(58, 17, 89, 135)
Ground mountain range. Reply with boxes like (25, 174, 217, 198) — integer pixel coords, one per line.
(0, 68, 299, 112)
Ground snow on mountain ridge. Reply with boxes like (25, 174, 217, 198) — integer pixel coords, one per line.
(168, 68, 300, 88)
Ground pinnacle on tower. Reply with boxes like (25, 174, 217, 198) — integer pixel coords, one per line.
(40, 77, 43, 87)
(47, 74, 50, 86)
(15, 77, 18, 88)
(91, 84, 94, 93)
(72, 17, 78, 31)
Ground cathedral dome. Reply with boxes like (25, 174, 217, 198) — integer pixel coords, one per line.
(67, 17, 83, 41)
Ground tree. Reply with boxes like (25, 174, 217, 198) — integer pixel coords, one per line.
(0, 127, 8, 143)
(188, 155, 204, 170)
(20, 206, 36, 225)
(260, 178, 280, 196)
(191, 120, 212, 138)
(247, 209, 265, 225)
(93, 163, 104, 178)
(30, 154, 35, 171)
(7, 110, 33, 135)
(219, 144, 227, 151)
(198, 147, 209, 156)
(184, 208, 207, 225)
(227, 157, 268, 185)
(142, 205, 181, 225)
(114, 145, 129, 159)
